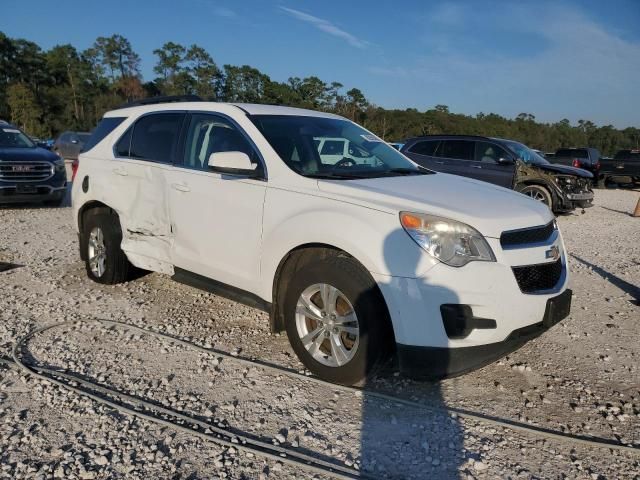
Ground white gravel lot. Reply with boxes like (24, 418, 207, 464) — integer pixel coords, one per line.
(0, 188, 639, 479)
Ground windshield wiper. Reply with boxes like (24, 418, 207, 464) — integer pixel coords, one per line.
(305, 172, 369, 180)
(379, 167, 431, 176)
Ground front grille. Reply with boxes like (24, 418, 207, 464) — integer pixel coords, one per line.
(0, 162, 54, 182)
(500, 221, 555, 248)
(512, 258, 563, 293)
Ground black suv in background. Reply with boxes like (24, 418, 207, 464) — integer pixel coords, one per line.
(401, 135, 594, 213)
(0, 121, 67, 206)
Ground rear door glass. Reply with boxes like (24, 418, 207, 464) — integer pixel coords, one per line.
(438, 140, 474, 160)
(408, 140, 439, 156)
(129, 113, 185, 164)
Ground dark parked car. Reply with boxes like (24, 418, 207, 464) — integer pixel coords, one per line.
(0, 121, 67, 206)
(600, 150, 640, 186)
(551, 147, 601, 179)
(53, 131, 91, 160)
(401, 135, 594, 213)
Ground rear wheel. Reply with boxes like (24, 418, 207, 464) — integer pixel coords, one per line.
(283, 256, 392, 385)
(517, 184, 553, 210)
(82, 210, 132, 284)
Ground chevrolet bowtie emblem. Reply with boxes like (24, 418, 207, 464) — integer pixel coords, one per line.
(545, 245, 560, 261)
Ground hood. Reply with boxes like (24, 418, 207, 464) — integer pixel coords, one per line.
(533, 162, 593, 179)
(0, 147, 59, 163)
(316, 173, 554, 238)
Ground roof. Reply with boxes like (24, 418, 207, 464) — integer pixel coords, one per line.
(104, 101, 344, 120)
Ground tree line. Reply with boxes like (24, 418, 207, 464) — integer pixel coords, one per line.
(1, 32, 638, 155)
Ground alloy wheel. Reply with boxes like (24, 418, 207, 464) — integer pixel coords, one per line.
(88, 226, 107, 277)
(294, 283, 360, 367)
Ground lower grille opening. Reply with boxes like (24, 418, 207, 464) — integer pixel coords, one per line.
(512, 258, 563, 293)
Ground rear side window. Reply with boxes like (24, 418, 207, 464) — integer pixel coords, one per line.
(82, 117, 126, 153)
(438, 140, 474, 160)
(408, 140, 439, 156)
(129, 113, 185, 163)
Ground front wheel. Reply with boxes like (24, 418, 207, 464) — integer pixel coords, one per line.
(517, 184, 554, 210)
(283, 256, 392, 385)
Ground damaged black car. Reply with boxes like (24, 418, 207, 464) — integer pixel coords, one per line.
(401, 135, 593, 213)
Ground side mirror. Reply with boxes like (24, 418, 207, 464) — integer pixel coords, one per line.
(497, 157, 514, 165)
(208, 151, 259, 176)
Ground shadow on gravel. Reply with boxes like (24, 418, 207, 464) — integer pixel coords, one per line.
(0, 262, 23, 273)
(356, 228, 464, 478)
(571, 254, 640, 305)
(600, 206, 634, 217)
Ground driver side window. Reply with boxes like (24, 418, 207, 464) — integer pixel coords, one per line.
(474, 141, 510, 163)
(183, 114, 260, 171)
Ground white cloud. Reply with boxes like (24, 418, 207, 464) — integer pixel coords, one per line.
(369, 3, 640, 126)
(279, 6, 369, 49)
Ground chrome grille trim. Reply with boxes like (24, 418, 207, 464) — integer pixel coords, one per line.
(0, 162, 54, 182)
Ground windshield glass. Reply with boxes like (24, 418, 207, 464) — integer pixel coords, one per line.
(249, 115, 428, 179)
(0, 126, 35, 148)
(501, 139, 549, 165)
(78, 133, 92, 142)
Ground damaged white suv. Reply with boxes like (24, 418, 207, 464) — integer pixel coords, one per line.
(72, 98, 572, 385)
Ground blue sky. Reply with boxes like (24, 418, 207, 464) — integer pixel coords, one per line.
(3, 0, 640, 127)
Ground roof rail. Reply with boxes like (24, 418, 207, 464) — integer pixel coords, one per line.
(116, 95, 203, 109)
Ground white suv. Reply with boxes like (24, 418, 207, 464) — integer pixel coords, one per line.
(72, 99, 572, 385)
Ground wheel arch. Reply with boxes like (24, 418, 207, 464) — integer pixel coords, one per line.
(269, 244, 394, 346)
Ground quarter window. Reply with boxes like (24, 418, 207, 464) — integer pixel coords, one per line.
(114, 127, 133, 157)
(438, 140, 475, 160)
(129, 113, 185, 163)
(82, 117, 126, 153)
(182, 113, 260, 171)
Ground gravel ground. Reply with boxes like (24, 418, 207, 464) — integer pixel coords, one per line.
(0, 188, 639, 479)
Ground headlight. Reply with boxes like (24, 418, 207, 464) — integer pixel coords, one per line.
(54, 157, 65, 167)
(555, 176, 574, 185)
(400, 212, 495, 267)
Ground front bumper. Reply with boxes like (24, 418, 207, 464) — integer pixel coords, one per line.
(0, 169, 67, 204)
(396, 289, 572, 378)
(0, 184, 66, 204)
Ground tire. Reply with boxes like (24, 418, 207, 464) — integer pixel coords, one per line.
(82, 210, 132, 284)
(516, 184, 554, 210)
(283, 255, 392, 385)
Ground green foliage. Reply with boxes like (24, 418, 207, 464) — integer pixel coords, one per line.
(0, 30, 637, 155)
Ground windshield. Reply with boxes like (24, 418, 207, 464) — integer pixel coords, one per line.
(501, 139, 549, 165)
(0, 126, 35, 148)
(249, 115, 428, 179)
(78, 133, 92, 142)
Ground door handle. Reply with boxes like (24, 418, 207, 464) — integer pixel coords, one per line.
(171, 182, 191, 193)
(112, 167, 128, 176)
(434, 161, 445, 165)
(471, 165, 483, 169)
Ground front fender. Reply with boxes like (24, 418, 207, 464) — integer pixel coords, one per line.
(258, 188, 437, 300)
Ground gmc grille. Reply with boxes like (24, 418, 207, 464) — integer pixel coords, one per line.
(512, 258, 563, 294)
(0, 162, 54, 182)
